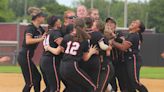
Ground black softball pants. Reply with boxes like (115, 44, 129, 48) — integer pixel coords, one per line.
(96, 62, 110, 92)
(60, 61, 97, 92)
(110, 61, 129, 92)
(40, 55, 61, 92)
(18, 50, 41, 92)
(125, 54, 148, 92)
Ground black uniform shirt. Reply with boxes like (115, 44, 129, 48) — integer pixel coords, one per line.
(43, 29, 62, 56)
(125, 32, 140, 55)
(89, 31, 104, 49)
(110, 31, 124, 62)
(87, 31, 104, 63)
(61, 34, 89, 62)
(22, 23, 45, 56)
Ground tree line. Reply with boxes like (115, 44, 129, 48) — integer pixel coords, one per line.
(0, 0, 163, 32)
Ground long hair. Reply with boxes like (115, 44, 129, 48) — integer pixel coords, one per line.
(139, 21, 145, 43)
(73, 18, 90, 42)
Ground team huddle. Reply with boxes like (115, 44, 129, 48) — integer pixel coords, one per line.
(17, 5, 148, 92)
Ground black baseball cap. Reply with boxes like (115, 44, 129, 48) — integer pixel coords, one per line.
(105, 17, 116, 24)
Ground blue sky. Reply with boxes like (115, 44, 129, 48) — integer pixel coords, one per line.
(56, 0, 149, 7)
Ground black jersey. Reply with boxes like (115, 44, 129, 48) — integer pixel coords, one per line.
(22, 23, 45, 51)
(89, 31, 104, 49)
(125, 32, 140, 55)
(43, 29, 62, 56)
(110, 31, 124, 62)
(61, 34, 89, 62)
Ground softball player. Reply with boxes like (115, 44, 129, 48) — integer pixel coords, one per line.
(44, 18, 98, 92)
(17, 7, 47, 92)
(61, 10, 76, 36)
(88, 8, 100, 21)
(111, 20, 148, 92)
(80, 18, 111, 90)
(94, 20, 112, 92)
(40, 16, 62, 92)
(105, 17, 128, 92)
(76, 5, 88, 18)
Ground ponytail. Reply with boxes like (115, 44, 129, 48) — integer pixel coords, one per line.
(138, 32, 143, 43)
(73, 18, 91, 42)
(74, 26, 90, 42)
(139, 21, 145, 43)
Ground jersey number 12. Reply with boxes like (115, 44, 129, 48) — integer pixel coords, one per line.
(65, 41, 80, 55)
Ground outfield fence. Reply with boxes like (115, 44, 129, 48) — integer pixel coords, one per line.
(0, 23, 164, 66)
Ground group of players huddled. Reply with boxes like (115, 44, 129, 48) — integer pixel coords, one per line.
(17, 5, 148, 92)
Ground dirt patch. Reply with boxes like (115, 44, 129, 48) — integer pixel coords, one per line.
(0, 73, 163, 92)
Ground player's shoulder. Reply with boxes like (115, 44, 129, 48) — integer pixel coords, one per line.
(49, 29, 61, 35)
(63, 34, 72, 41)
(39, 26, 45, 33)
(25, 24, 36, 33)
(127, 32, 140, 42)
(27, 23, 36, 29)
(129, 32, 139, 38)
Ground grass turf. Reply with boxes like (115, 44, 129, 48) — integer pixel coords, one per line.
(140, 67, 164, 79)
(0, 66, 21, 73)
(0, 66, 164, 79)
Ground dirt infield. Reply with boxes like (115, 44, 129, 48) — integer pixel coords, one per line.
(0, 73, 164, 92)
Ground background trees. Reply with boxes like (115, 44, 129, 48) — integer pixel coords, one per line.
(0, 0, 163, 32)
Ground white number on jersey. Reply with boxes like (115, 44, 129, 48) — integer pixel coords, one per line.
(65, 41, 80, 55)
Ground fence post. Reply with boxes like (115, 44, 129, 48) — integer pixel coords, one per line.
(16, 22, 20, 65)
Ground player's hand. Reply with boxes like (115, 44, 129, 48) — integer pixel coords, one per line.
(161, 52, 164, 58)
(44, 45, 50, 51)
(89, 45, 98, 55)
(54, 37, 63, 45)
(42, 32, 47, 39)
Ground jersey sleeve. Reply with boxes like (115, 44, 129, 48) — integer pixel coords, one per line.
(52, 31, 62, 41)
(93, 31, 104, 42)
(25, 26, 34, 36)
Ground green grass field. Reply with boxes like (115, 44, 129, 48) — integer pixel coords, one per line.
(0, 66, 164, 79)
(140, 67, 164, 79)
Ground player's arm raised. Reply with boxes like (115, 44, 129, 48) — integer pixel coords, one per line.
(110, 39, 132, 51)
